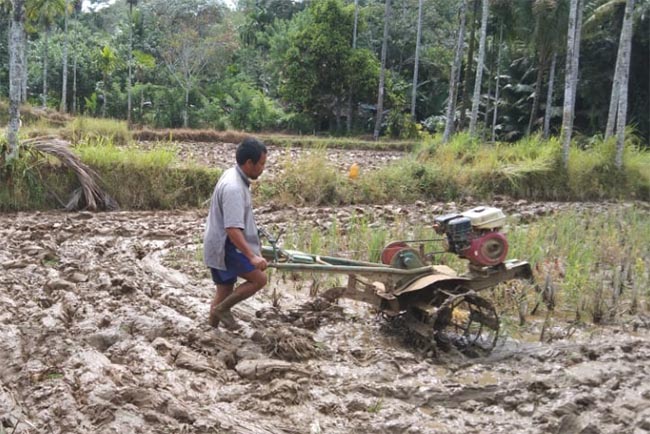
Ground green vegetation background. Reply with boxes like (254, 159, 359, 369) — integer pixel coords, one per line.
(1, 116, 648, 211)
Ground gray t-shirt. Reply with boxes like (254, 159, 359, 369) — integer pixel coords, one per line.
(203, 165, 260, 270)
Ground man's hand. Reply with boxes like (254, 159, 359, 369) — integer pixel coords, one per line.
(250, 255, 268, 271)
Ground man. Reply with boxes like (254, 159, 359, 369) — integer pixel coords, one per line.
(204, 138, 268, 330)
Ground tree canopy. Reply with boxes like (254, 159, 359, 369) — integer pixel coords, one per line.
(0, 0, 648, 143)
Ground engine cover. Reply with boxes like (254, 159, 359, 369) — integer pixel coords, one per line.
(460, 232, 509, 266)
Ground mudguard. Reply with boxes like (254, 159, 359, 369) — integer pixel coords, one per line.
(393, 265, 469, 297)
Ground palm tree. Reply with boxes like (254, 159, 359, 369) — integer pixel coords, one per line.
(469, 0, 488, 136)
(98, 44, 117, 118)
(59, 0, 69, 112)
(373, 0, 391, 141)
(353, 0, 359, 48)
(71, 6, 78, 114)
(543, 51, 557, 139)
(27, 0, 65, 109)
(561, 0, 584, 167)
(347, 0, 360, 133)
(527, 0, 565, 136)
(6, 0, 27, 160)
(599, 0, 637, 142)
(613, 0, 636, 168)
(443, 0, 468, 143)
(460, 0, 478, 129)
(491, 23, 503, 142)
(126, 0, 138, 126)
(410, 0, 423, 118)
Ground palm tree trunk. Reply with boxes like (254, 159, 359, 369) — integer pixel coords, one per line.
(183, 86, 190, 128)
(373, 0, 391, 141)
(491, 24, 503, 143)
(60, 0, 69, 113)
(561, 0, 583, 168)
(460, 0, 478, 129)
(352, 0, 359, 48)
(42, 29, 49, 109)
(571, 2, 583, 113)
(469, 0, 488, 136)
(443, 0, 467, 143)
(543, 51, 557, 140)
(614, 0, 636, 169)
(7, 0, 26, 160)
(127, 2, 133, 126)
(410, 0, 423, 118)
(21, 28, 27, 103)
(483, 62, 491, 129)
(608, 0, 634, 141)
(101, 76, 107, 117)
(527, 52, 545, 136)
(347, 0, 359, 133)
(605, 57, 621, 139)
(72, 12, 78, 114)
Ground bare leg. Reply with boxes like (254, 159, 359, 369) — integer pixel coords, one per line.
(230, 269, 267, 300)
(212, 270, 268, 330)
(209, 283, 234, 328)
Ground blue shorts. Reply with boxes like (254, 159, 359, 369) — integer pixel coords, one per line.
(209, 239, 255, 285)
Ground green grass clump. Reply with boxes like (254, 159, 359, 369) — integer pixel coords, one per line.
(62, 117, 132, 146)
(75, 141, 176, 168)
(566, 137, 650, 200)
(74, 142, 219, 209)
(256, 132, 649, 205)
(269, 148, 352, 205)
(507, 205, 650, 323)
(355, 133, 649, 203)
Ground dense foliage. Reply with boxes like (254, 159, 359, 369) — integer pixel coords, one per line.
(0, 0, 648, 143)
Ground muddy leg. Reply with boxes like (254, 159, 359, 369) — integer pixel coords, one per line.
(209, 284, 234, 328)
(212, 270, 267, 330)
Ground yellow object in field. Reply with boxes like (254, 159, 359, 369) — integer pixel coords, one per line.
(452, 308, 469, 324)
(349, 163, 360, 180)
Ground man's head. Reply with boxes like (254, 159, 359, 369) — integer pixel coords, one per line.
(236, 138, 267, 180)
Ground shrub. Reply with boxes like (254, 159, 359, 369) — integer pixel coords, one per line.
(385, 111, 420, 139)
(225, 82, 285, 131)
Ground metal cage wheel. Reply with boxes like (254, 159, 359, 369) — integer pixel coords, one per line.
(433, 292, 500, 355)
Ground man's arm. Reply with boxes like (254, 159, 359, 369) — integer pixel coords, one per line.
(226, 227, 268, 270)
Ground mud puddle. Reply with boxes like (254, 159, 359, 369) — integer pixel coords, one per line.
(1, 206, 650, 434)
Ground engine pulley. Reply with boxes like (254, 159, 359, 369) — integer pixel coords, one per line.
(460, 232, 509, 266)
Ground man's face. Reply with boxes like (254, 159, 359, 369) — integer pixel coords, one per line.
(244, 152, 267, 180)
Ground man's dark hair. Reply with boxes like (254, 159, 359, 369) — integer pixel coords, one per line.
(236, 138, 267, 165)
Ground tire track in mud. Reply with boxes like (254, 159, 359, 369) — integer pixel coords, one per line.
(1, 207, 650, 434)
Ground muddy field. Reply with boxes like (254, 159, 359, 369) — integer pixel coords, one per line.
(137, 141, 404, 178)
(1, 201, 650, 434)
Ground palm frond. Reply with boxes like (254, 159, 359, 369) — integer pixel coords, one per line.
(21, 136, 118, 211)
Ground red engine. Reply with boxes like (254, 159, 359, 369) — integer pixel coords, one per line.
(433, 207, 509, 267)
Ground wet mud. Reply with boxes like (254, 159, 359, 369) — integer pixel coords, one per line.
(1, 204, 650, 434)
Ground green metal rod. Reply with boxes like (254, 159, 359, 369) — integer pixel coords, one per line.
(262, 245, 391, 268)
(269, 262, 434, 276)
